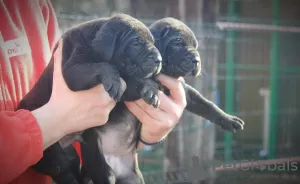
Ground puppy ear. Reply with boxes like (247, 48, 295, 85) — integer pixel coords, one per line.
(92, 28, 117, 62)
(151, 25, 171, 52)
(161, 26, 170, 38)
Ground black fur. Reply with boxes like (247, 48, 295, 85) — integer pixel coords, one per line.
(16, 14, 162, 184)
(16, 14, 245, 184)
(80, 18, 245, 184)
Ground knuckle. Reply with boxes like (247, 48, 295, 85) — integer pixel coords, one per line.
(156, 126, 166, 134)
(101, 96, 115, 107)
(174, 80, 182, 89)
(178, 77, 185, 82)
(180, 98, 187, 107)
(105, 106, 113, 115)
(165, 118, 175, 129)
(152, 120, 165, 131)
(101, 113, 109, 124)
(141, 101, 152, 111)
(101, 108, 111, 123)
(173, 109, 182, 121)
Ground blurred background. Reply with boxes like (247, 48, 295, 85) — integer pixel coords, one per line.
(51, 0, 300, 183)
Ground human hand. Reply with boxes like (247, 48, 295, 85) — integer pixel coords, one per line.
(32, 39, 126, 149)
(125, 74, 186, 148)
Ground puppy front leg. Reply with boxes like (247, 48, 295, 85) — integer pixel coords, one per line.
(182, 82, 245, 133)
(63, 61, 124, 102)
(121, 78, 160, 108)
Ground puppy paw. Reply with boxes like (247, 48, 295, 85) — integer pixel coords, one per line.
(216, 115, 245, 133)
(100, 64, 123, 102)
(140, 85, 160, 108)
(103, 77, 123, 102)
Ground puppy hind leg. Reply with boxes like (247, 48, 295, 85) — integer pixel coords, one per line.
(63, 145, 81, 182)
(81, 129, 116, 184)
(80, 166, 93, 184)
(31, 142, 79, 184)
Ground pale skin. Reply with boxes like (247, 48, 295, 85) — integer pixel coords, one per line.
(32, 39, 187, 150)
(126, 75, 187, 149)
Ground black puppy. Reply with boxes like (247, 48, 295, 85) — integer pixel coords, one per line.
(79, 18, 245, 184)
(149, 17, 244, 131)
(16, 14, 162, 184)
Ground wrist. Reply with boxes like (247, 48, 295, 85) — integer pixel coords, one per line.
(139, 136, 166, 146)
(31, 102, 66, 149)
(139, 127, 167, 145)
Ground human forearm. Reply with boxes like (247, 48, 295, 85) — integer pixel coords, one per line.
(0, 110, 44, 183)
(31, 102, 66, 149)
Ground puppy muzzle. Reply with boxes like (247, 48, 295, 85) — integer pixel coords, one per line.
(163, 52, 201, 77)
(191, 55, 201, 76)
(192, 62, 201, 76)
(143, 50, 162, 76)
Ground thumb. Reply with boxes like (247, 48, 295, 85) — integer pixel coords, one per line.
(52, 39, 70, 93)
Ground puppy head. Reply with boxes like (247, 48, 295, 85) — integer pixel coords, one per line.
(92, 14, 162, 78)
(149, 18, 201, 78)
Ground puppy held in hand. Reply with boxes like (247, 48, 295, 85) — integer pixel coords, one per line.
(81, 17, 245, 184)
(16, 13, 162, 184)
(146, 17, 245, 132)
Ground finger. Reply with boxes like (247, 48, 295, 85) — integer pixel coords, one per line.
(125, 101, 159, 124)
(156, 91, 177, 113)
(89, 84, 116, 106)
(130, 100, 177, 130)
(135, 100, 165, 121)
(178, 77, 185, 82)
(105, 100, 117, 112)
(137, 90, 184, 124)
(52, 39, 69, 92)
(156, 74, 186, 106)
(126, 101, 173, 124)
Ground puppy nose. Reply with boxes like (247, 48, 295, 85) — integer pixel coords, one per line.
(192, 56, 201, 63)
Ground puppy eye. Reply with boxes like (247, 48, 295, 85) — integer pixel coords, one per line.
(176, 38, 181, 42)
(132, 42, 140, 47)
(173, 38, 182, 46)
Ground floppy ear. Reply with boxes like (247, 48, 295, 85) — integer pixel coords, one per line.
(151, 26, 171, 52)
(91, 28, 117, 62)
(160, 25, 170, 39)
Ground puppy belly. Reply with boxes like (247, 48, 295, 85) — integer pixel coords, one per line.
(96, 111, 138, 156)
(97, 127, 136, 155)
(103, 154, 136, 179)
